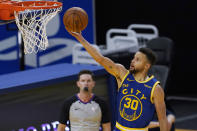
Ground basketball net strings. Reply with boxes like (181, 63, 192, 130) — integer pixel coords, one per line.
(14, 7, 62, 54)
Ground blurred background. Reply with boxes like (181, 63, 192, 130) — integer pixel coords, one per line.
(0, 0, 197, 130)
(95, 1, 197, 130)
(96, 0, 197, 96)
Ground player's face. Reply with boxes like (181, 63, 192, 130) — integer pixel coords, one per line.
(77, 74, 95, 92)
(129, 52, 149, 74)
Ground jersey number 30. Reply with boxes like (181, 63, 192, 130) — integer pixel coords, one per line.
(124, 97, 138, 110)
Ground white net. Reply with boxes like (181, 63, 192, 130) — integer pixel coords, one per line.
(14, 7, 62, 54)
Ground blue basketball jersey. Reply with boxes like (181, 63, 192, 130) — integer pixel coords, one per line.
(115, 71, 160, 131)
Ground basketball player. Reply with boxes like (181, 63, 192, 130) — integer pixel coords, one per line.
(57, 70, 111, 131)
(68, 31, 168, 131)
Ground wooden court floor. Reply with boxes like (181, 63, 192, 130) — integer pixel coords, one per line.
(176, 129, 197, 131)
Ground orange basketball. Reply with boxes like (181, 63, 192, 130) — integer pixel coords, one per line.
(63, 7, 88, 32)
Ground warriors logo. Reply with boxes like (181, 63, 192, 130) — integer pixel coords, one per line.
(119, 95, 142, 121)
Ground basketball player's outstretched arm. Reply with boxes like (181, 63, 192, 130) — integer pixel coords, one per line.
(153, 85, 168, 131)
(69, 32, 127, 83)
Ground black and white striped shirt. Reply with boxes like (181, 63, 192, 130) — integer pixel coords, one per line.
(59, 94, 110, 131)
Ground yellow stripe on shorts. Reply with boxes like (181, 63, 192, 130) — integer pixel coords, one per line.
(116, 122, 148, 131)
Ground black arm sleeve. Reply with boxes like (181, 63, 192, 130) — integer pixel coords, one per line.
(95, 96, 111, 124)
(59, 95, 76, 124)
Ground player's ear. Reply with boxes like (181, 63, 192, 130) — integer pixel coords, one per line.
(145, 63, 151, 70)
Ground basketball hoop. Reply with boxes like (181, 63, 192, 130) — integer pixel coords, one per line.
(0, 1, 62, 54)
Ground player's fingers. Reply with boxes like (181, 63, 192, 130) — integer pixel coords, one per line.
(71, 31, 81, 35)
(70, 31, 81, 37)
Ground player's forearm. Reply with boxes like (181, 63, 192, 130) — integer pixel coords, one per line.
(154, 86, 168, 131)
(159, 118, 168, 131)
(76, 35, 104, 64)
(158, 105, 168, 131)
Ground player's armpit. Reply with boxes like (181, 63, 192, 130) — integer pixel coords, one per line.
(153, 85, 168, 131)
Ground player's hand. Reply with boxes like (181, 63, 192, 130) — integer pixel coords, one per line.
(167, 114, 175, 131)
(147, 121, 159, 128)
(68, 31, 82, 38)
(68, 31, 85, 42)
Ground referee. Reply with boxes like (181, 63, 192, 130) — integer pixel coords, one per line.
(57, 70, 111, 131)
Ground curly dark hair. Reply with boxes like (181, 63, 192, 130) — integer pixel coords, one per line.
(139, 47, 157, 65)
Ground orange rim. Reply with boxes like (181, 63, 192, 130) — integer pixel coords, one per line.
(0, 1, 62, 20)
(0, 1, 62, 11)
(0, 1, 18, 10)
